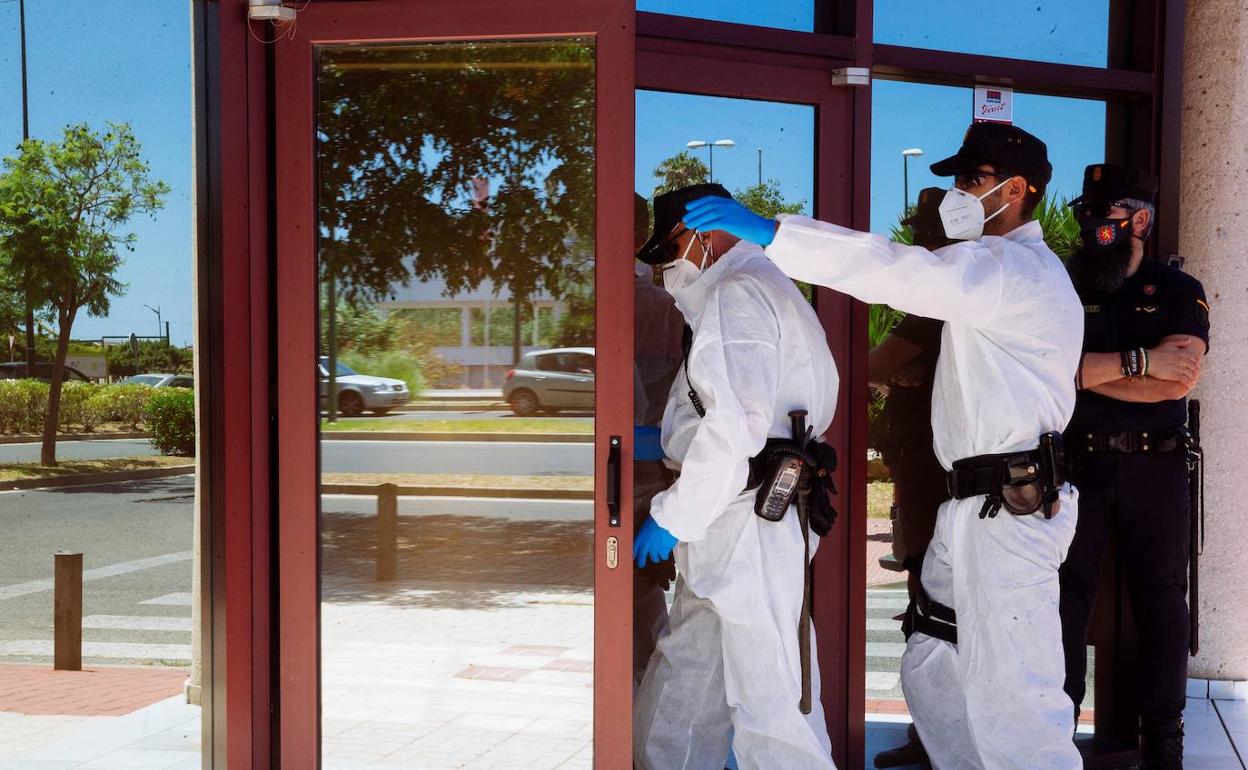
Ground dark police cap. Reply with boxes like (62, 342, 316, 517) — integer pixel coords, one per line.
(930, 122, 1053, 188)
(636, 183, 732, 265)
(1068, 164, 1159, 208)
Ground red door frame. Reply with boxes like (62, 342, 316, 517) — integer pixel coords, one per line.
(270, 1, 635, 766)
(636, 36, 868, 769)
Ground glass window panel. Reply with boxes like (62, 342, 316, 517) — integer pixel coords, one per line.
(315, 39, 597, 767)
(874, 0, 1110, 67)
(0, 0, 205, 765)
(637, 0, 813, 33)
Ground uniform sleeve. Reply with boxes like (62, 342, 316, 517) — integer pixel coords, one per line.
(649, 277, 780, 543)
(1164, 274, 1211, 353)
(765, 215, 1005, 327)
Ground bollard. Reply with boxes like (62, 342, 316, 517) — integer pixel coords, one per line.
(54, 552, 83, 671)
(376, 483, 398, 582)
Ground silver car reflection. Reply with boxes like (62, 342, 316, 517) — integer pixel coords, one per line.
(502, 347, 594, 416)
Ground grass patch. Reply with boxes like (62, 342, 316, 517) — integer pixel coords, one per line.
(321, 472, 592, 491)
(867, 480, 894, 519)
(0, 455, 192, 483)
(320, 418, 592, 434)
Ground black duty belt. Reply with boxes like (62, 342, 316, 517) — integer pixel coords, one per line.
(945, 432, 1065, 520)
(1074, 427, 1186, 455)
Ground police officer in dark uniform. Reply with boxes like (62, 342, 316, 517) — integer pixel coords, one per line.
(1059, 164, 1210, 769)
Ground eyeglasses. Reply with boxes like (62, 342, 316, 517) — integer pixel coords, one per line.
(954, 169, 1012, 191)
(653, 225, 689, 258)
(1076, 201, 1131, 219)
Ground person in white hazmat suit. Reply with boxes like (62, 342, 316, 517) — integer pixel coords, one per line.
(682, 124, 1086, 770)
(631, 183, 839, 770)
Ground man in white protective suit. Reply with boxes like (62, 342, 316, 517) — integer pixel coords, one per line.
(631, 183, 839, 770)
(682, 124, 1085, 770)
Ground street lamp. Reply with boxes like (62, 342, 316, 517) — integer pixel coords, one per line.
(144, 304, 162, 339)
(687, 139, 736, 183)
(757, 147, 763, 187)
(902, 148, 924, 213)
(18, 0, 34, 376)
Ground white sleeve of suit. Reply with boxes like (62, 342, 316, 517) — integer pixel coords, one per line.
(766, 214, 1006, 327)
(650, 277, 780, 543)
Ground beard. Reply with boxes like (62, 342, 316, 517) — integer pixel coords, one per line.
(1067, 241, 1134, 294)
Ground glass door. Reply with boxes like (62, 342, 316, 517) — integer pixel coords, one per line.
(274, 3, 635, 766)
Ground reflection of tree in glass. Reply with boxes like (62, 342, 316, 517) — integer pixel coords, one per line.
(651, 151, 709, 195)
(316, 40, 596, 307)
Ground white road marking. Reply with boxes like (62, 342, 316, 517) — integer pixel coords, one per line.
(83, 615, 191, 632)
(866, 672, 901, 691)
(866, 642, 907, 659)
(140, 592, 194, 606)
(0, 640, 191, 661)
(0, 551, 192, 601)
(867, 617, 904, 632)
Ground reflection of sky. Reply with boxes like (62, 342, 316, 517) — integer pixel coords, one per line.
(0, 1, 1112, 346)
(636, 91, 814, 214)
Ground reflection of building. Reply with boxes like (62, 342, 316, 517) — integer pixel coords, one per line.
(378, 274, 565, 388)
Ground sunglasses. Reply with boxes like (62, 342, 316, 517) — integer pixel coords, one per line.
(1075, 201, 1131, 219)
(954, 168, 1012, 191)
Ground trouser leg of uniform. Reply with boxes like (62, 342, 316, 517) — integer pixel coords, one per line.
(1058, 456, 1114, 711)
(1118, 452, 1191, 719)
(721, 512, 834, 770)
(634, 574, 669, 690)
(901, 499, 981, 770)
(957, 486, 1081, 769)
(633, 576, 733, 770)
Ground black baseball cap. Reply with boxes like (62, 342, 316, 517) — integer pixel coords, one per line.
(1068, 163, 1158, 208)
(636, 183, 732, 265)
(930, 122, 1053, 189)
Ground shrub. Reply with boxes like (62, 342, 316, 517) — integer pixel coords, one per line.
(143, 388, 196, 456)
(58, 381, 103, 432)
(81, 392, 112, 433)
(0, 379, 49, 434)
(338, 350, 425, 396)
(96, 383, 154, 429)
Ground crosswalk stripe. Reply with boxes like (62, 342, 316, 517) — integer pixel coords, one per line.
(0, 551, 193, 602)
(866, 672, 901, 691)
(139, 592, 194, 606)
(866, 642, 907, 659)
(83, 615, 191, 632)
(0, 640, 191, 661)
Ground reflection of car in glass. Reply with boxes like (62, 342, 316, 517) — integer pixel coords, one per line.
(122, 373, 195, 388)
(0, 362, 92, 382)
(318, 356, 410, 417)
(503, 347, 594, 416)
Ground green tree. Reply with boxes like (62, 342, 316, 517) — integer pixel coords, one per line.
(733, 180, 807, 219)
(651, 151, 710, 195)
(0, 123, 168, 465)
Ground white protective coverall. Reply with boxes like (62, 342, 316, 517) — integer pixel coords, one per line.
(633, 241, 839, 770)
(765, 216, 1084, 770)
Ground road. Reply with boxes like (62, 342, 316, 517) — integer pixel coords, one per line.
(0, 438, 593, 477)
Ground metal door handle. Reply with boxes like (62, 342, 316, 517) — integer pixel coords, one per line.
(607, 435, 621, 527)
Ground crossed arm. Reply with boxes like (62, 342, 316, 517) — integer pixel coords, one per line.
(1078, 334, 1207, 403)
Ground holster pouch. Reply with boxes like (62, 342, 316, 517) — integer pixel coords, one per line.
(748, 437, 839, 536)
(946, 431, 1066, 520)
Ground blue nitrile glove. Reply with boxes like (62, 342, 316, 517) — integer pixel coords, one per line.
(634, 516, 678, 568)
(683, 196, 779, 247)
(634, 425, 665, 461)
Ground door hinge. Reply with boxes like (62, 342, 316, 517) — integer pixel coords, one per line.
(248, 0, 297, 23)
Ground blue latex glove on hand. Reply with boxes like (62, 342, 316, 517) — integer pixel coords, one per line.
(683, 196, 778, 247)
(634, 425, 665, 461)
(634, 517, 678, 568)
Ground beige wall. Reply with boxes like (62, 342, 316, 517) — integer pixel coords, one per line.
(1178, 0, 1248, 682)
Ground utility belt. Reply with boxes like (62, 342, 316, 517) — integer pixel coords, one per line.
(744, 413, 839, 538)
(945, 432, 1065, 520)
(1071, 427, 1187, 456)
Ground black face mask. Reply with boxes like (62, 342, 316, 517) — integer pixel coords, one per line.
(1069, 214, 1137, 294)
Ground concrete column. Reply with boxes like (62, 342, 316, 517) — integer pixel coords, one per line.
(1177, 0, 1248, 683)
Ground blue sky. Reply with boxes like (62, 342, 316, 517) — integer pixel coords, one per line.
(1, 1, 1108, 349)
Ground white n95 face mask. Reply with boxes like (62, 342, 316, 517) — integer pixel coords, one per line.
(660, 233, 711, 293)
(938, 177, 1012, 241)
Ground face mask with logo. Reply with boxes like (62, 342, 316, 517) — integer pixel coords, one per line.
(938, 177, 1013, 241)
(1077, 213, 1134, 255)
(660, 232, 712, 293)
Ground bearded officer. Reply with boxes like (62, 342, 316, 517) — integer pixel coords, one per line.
(683, 122, 1085, 770)
(1059, 164, 1210, 769)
